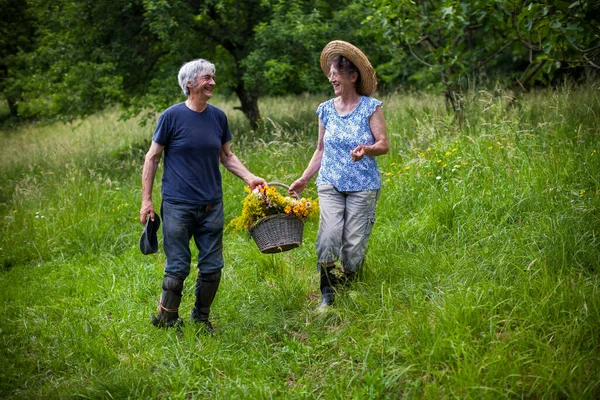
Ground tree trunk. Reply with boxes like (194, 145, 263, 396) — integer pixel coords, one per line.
(224, 50, 261, 130)
(234, 81, 261, 131)
(6, 96, 19, 118)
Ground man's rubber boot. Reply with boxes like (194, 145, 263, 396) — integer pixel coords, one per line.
(152, 274, 184, 328)
(190, 270, 222, 333)
(318, 266, 336, 309)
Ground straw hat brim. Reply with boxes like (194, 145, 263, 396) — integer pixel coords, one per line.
(320, 40, 377, 96)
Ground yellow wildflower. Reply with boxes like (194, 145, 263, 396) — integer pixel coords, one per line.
(229, 184, 318, 231)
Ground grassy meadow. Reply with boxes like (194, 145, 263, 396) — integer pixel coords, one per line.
(1, 84, 599, 399)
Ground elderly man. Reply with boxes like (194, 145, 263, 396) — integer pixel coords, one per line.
(140, 59, 266, 331)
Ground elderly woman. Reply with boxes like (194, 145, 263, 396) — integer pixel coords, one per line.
(289, 41, 389, 308)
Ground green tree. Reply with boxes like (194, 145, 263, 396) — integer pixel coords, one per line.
(245, 0, 376, 96)
(10, 0, 386, 127)
(141, 0, 275, 128)
(364, 0, 599, 111)
(508, 0, 600, 83)
(365, 0, 523, 111)
(15, 0, 275, 128)
(0, 0, 36, 117)
(17, 0, 153, 120)
(8, 0, 599, 126)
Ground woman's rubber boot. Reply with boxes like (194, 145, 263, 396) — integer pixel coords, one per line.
(318, 266, 336, 309)
(190, 270, 221, 333)
(151, 275, 184, 329)
(341, 269, 356, 287)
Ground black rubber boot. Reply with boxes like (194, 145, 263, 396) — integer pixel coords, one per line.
(190, 270, 222, 333)
(151, 275, 184, 329)
(319, 266, 336, 309)
(341, 269, 356, 286)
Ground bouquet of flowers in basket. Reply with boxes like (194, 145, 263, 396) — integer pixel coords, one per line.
(229, 183, 318, 232)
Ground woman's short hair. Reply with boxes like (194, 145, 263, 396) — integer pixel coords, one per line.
(178, 59, 216, 96)
(328, 55, 361, 90)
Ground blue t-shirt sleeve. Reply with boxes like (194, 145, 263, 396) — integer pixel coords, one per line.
(220, 110, 232, 144)
(152, 112, 171, 146)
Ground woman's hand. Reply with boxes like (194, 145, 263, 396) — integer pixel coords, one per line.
(289, 178, 307, 195)
(351, 145, 369, 161)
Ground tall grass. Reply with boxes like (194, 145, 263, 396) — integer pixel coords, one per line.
(1, 85, 599, 399)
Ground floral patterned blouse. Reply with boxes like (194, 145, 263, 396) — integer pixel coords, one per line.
(316, 96, 383, 192)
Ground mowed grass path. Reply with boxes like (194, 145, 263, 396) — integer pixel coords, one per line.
(1, 85, 599, 399)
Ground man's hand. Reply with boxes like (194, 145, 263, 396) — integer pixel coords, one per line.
(248, 176, 267, 191)
(140, 200, 155, 225)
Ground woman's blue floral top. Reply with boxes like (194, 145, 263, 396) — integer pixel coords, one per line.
(316, 96, 383, 191)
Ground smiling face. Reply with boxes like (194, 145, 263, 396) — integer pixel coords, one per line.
(188, 73, 215, 101)
(328, 64, 357, 97)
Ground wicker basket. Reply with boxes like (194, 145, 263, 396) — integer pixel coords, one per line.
(248, 182, 305, 254)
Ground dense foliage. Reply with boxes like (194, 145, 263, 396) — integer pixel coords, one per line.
(1, 0, 598, 126)
(364, 0, 600, 110)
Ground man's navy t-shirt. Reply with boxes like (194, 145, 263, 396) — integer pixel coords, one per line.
(152, 102, 232, 205)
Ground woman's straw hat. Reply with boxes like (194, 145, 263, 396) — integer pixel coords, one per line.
(320, 40, 377, 96)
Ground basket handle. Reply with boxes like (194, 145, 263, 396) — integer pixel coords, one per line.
(267, 181, 299, 200)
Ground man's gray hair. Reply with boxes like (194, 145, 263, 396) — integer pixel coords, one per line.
(178, 59, 216, 96)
